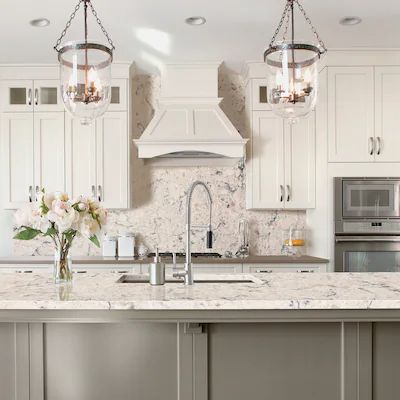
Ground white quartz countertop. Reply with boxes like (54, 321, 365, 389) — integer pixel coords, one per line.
(1, 272, 400, 311)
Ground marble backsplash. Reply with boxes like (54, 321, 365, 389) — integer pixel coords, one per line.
(13, 70, 306, 257)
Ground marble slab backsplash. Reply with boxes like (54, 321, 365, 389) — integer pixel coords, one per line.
(13, 70, 306, 257)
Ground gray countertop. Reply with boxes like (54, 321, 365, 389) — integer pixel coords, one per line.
(0, 255, 329, 265)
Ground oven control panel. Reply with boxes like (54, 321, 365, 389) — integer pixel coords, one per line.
(341, 221, 400, 234)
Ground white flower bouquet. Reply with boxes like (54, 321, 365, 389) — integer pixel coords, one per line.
(14, 191, 107, 282)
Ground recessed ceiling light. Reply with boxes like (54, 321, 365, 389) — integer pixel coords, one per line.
(185, 16, 206, 26)
(339, 16, 362, 26)
(30, 18, 50, 28)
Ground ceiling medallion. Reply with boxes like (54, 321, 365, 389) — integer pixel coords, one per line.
(264, 0, 327, 122)
(54, 0, 115, 125)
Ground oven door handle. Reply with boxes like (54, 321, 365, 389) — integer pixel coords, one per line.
(336, 236, 400, 243)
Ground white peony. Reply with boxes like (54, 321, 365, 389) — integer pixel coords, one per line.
(47, 200, 79, 233)
(79, 214, 100, 238)
(42, 192, 56, 210)
(14, 206, 31, 227)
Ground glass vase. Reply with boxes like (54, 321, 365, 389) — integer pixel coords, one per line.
(54, 249, 72, 283)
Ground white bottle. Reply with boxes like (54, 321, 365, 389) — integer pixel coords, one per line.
(102, 236, 118, 257)
(118, 233, 135, 257)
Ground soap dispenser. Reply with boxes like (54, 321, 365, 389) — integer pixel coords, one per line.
(149, 248, 165, 286)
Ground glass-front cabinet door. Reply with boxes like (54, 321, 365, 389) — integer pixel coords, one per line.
(108, 79, 127, 111)
(33, 80, 64, 112)
(0, 80, 34, 112)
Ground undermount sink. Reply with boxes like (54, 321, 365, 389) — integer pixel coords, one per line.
(117, 275, 257, 284)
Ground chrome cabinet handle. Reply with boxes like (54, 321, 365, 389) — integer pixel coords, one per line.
(91, 185, 96, 199)
(98, 185, 102, 202)
(286, 185, 291, 202)
(376, 137, 381, 155)
(35, 186, 40, 202)
(28, 186, 33, 202)
(279, 185, 284, 202)
(34, 89, 38, 106)
(368, 137, 374, 155)
(256, 269, 273, 273)
(297, 269, 315, 273)
(27, 89, 32, 106)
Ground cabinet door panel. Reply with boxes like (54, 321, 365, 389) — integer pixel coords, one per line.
(34, 80, 64, 112)
(96, 112, 129, 208)
(248, 111, 284, 209)
(284, 112, 316, 209)
(0, 80, 33, 112)
(34, 112, 65, 196)
(65, 116, 97, 200)
(328, 67, 374, 162)
(375, 67, 400, 162)
(1, 113, 34, 208)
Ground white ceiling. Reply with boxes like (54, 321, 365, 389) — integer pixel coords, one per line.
(2, 0, 400, 73)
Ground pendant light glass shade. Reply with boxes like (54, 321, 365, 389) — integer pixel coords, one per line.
(265, 41, 319, 122)
(54, 0, 115, 125)
(59, 40, 112, 125)
(264, 0, 326, 122)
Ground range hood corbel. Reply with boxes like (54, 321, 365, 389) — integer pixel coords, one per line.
(134, 62, 248, 165)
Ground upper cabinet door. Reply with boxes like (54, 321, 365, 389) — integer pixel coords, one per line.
(96, 112, 129, 208)
(375, 67, 400, 162)
(251, 79, 271, 111)
(328, 67, 374, 162)
(65, 116, 97, 201)
(284, 112, 316, 209)
(107, 79, 128, 111)
(248, 111, 284, 209)
(0, 80, 34, 112)
(33, 80, 64, 112)
(34, 112, 65, 197)
(1, 113, 34, 208)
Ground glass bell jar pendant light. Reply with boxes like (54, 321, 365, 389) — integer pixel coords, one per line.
(264, 0, 327, 123)
(54, 0, 115, 125)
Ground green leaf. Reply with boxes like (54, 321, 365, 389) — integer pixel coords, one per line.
(64, 230, 76, 245)
(89, 235, 100, 248)
(44, 227, 57, 237)
(13, 228, 41, 240)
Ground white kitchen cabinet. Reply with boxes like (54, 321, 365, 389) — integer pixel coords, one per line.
(374, 67, 400, 162)
(96, 112, 129, 208)
(328, 67, 375, 162)
(1, 112, 66, 209)
(1, 112, 34, 208)
(247, 111, 315, 209)
(34, 112, 65, 196)
(65, 116, 97, 201)
(0, 79, 62, 112)
(66, 112, 129, 208)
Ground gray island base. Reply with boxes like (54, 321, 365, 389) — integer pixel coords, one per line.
(1, 271, 400, 400)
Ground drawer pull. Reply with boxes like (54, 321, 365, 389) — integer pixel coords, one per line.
(297, 269, 314, 273)
(256, 269, 273, 273)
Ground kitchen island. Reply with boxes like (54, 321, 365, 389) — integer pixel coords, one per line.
(1, 271, 399, 400)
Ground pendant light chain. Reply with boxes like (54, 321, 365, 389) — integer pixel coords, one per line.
(54, 0, 84, 51)
(268, 0, 327, 53)
(294, 0, 327, 53)
(54, 0, 115, 52)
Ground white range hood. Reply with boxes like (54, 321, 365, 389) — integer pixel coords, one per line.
(134, 62, 247, 164)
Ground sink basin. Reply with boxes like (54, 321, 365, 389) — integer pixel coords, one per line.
(117, 275, 256, 284)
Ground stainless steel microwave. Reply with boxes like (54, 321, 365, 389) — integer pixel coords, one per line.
(335, 177, 400, 220)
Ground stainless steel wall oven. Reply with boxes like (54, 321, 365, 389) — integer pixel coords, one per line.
(335, 178, 400, 272)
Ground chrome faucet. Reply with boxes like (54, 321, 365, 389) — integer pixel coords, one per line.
(174, 181, 213, 285)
